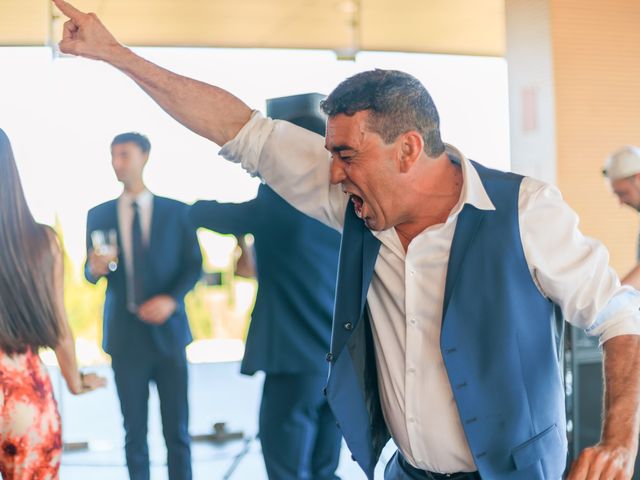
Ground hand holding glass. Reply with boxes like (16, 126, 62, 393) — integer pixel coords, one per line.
(91, 229, 118, 272)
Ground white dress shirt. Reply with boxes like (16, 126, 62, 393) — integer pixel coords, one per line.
(118, 189, 153, 310)
(220, 112, 640, 473)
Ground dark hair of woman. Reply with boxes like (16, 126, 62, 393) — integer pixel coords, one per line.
(0, 128, 61, 353)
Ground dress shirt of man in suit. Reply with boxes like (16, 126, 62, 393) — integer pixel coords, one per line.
(189, 183, 342, 480)
(85, 132, 202, 480)
(52, 4, 640, 479)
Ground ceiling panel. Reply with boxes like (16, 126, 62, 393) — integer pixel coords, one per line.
(0, 0, 504, 56)
(0, 0, 49, 45)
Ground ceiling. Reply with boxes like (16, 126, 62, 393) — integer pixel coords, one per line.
(0, 0, 505, 57)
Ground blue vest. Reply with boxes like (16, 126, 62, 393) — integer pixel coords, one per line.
(325, 162, 567, 480)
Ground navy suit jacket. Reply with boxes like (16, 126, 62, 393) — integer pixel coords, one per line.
(188, 184, 341, 375)
(85, 195, 202, 357)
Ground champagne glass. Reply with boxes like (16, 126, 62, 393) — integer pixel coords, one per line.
(91, 229, 118, 272)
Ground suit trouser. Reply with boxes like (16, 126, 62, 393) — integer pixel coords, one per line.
(259, 372, 342, 480)
(111, 345, 191, 480)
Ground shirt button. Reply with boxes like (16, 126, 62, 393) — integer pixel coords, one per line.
(408, 367, 416, 374)
(408, 417, 416, 423)
(410, 317, 416, 325)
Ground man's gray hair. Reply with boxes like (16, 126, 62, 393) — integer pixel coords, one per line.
(320, 69, 445, 157)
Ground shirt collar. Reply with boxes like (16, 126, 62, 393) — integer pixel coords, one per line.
(446, 143, 495, 215)
(120, 189, 153, 208)
(372, 143, 496, 252)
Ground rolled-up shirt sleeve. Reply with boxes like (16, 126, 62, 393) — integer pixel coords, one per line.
(519, 177, 640, 345)
(219, 111, 347, 230)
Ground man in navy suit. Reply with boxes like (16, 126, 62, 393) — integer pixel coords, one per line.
(85, 132, 202, 480)
(189, 181, 342, 480)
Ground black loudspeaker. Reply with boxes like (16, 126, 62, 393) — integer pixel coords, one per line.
(565, 326, 640, 478)
(266, 93, 327, 136)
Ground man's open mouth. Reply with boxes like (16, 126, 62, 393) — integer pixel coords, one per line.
(349, 193, 364, 218)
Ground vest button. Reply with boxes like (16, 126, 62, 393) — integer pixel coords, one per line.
(326, 352, 334, 362)
(351, 454, 356, 462)
(344, 322, 353, 331)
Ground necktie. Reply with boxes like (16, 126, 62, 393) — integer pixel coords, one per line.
(130, 201, 146, 310)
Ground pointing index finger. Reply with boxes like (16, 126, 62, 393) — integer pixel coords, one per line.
(52, 0, 85, 21)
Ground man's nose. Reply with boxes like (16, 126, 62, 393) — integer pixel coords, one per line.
(330, 158, 346, 185)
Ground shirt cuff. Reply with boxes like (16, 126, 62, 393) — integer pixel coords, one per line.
(219, 110, 274, 176)
(586, 287, 640, 346)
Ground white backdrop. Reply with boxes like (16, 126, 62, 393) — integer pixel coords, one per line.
(0, 47, 509, 264)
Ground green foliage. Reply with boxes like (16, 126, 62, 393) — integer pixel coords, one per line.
(185, 283, 214, 340)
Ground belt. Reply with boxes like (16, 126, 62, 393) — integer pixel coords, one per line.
(398, 454, 481, 480)
(424, 472, 480, 480)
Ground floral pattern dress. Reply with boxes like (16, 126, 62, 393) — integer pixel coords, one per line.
(0, 348, 61, 479)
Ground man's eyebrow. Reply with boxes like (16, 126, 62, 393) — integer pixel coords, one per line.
(324, 144, 354, 153)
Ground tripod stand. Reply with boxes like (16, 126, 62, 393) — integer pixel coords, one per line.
(222, 432, 259, 480)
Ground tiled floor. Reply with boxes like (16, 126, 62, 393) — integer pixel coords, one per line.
(52, 362, 393, 479)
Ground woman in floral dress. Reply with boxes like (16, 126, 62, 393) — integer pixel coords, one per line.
(0, 128, 106, 479)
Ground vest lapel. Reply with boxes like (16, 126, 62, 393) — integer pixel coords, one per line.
(443, 205, 486, 320)
(332, 205, 381, 358)
(361, 227, 380, 317)
(327, 205, 382, 479)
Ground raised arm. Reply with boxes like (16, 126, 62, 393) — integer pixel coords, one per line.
(52, 0, 349, 230)
(52, 0, 252, 146)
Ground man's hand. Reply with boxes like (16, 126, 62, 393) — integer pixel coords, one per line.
(88, 248, 114, 279)
(567, 335, 640, 479)
(69, 372, 108, 395)
(52, 0, 124, 61)
(52, 0, 252, 147)
(567, 443, 635, 479)
(138, 295, 177, 325)
(234, 235, 256, 279)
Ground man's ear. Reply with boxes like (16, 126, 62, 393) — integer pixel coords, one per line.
(398, 131, 424, 173)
